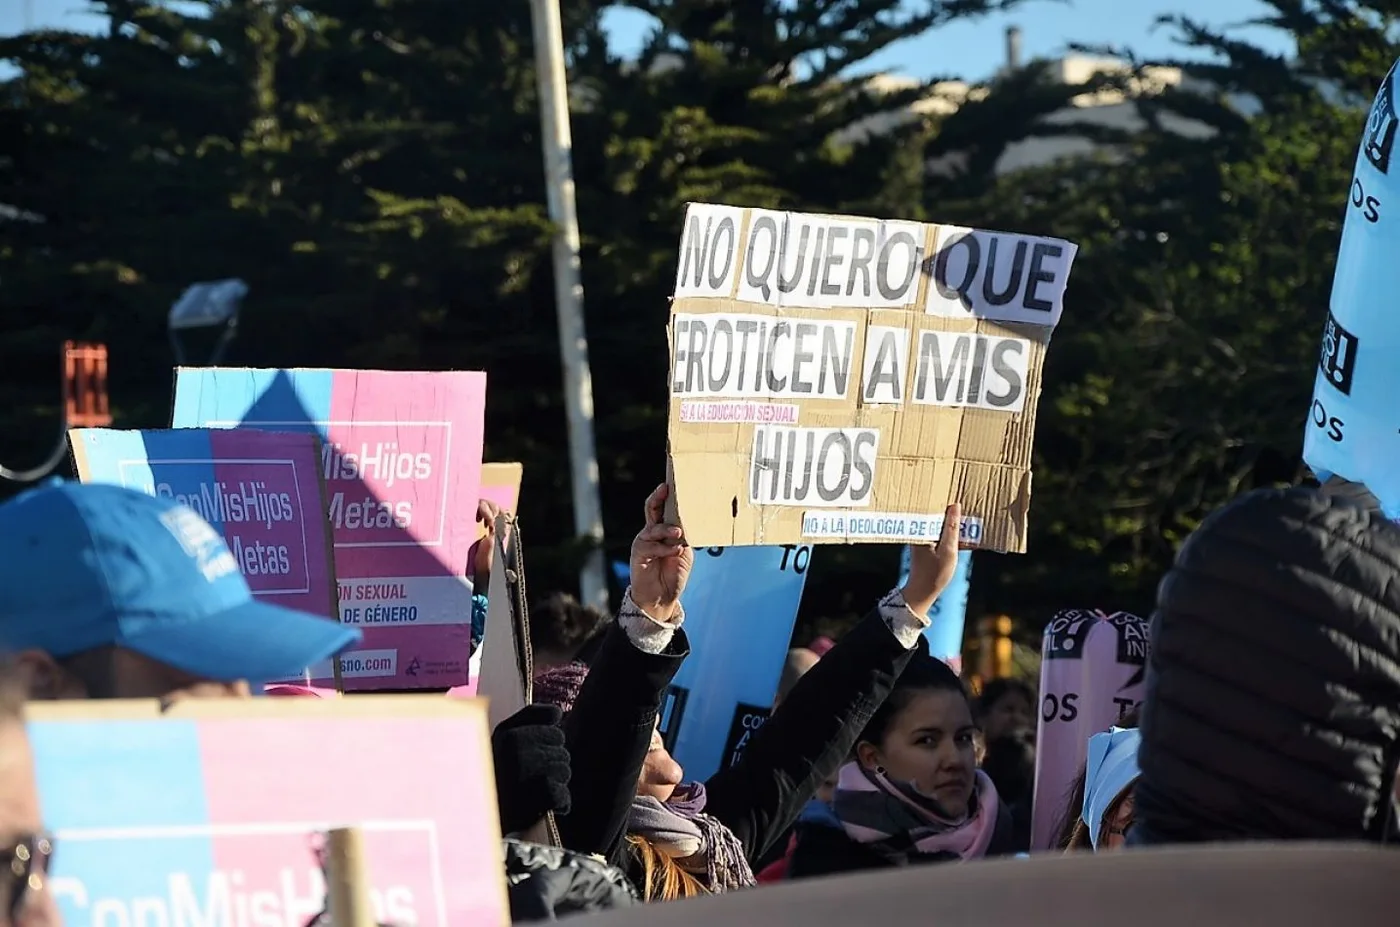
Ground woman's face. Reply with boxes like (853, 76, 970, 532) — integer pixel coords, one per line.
(861, 689, 979, 818)
(637, 721, 684, 802)
(1099, 792, 1134, 850)
(982, 690, 1034, 742)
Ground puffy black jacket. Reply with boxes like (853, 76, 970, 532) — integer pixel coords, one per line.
(503, 838, 637, 921)
(1316, 473, 1383, 512)
(1133, 486, 1400, 845)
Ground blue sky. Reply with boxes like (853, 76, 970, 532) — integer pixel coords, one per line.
(9, 1, 1292, 82)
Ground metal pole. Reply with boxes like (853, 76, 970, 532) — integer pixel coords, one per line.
(528, 0, 608, 613)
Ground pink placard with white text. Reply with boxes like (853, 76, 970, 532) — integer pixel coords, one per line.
(172, 368, 487, 689)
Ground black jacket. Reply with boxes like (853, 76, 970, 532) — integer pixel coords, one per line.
(1133, 486, 1400, 845)
(503, 838, 637, 921)
(1315, 473, 1383, 512)
(786, 798, 1017, 879)
(556, 606, 919, 889)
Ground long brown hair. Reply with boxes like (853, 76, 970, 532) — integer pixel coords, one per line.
(1054, 705, 1141, 851)
(626, 835, 707, 902)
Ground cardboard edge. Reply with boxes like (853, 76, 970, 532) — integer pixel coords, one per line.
(480, 462, 523, 493)
(25, 699, 165, 722)
(306, 431, 347, 693)
(68, 429, 91, 479)
(162, 694, 489, 720)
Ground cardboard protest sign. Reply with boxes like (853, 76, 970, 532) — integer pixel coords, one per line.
(171, 368, 487, 689)
(665, 204, 1077, 552)
(1031, 609, 1150, 851)
(477, 463, 523, 540)
(69, 429, 339, 638)
(28, 696, 507, 926)
(469, 515, 532, 726)
(659, 545, 811, 781)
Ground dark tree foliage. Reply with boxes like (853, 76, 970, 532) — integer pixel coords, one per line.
(1, 0, 1394, 646)
(916, 0, 1399, 633)
(0, 0, 1021, 610)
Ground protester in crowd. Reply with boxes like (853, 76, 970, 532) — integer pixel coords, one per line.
(0, 482, 362, 702)
(976, 678, 1036, 743)
(774, 648, 820, 708)
(1065, 727, 1141, 851)
(753, 646, 835, 879)
(774, 648, 838, 807)
(1055, 708, 1140, 851)
(979, 728, 1035, 852)
(1131, 486, 1400, 845)
(536, 483, 966, 901)
(972, 676, 1037, 852)
(0, 665, 58, 927)
(784, 648, 1017, 879)
(502, 839, 637, 920)
(469, 499, 507, 655)
(530, 592, 608, 673)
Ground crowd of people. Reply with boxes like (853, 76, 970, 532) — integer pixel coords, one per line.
(1, 464, 1399, 925)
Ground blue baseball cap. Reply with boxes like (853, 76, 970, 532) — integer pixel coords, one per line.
(0, 481, 362, 683)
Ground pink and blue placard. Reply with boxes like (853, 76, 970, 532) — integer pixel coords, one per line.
(28, 697, 508, 926)
(171, 368, 487, 690)
(69, 428, 338, 629)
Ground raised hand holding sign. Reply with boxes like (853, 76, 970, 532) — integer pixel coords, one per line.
(629, 483, 694, 623)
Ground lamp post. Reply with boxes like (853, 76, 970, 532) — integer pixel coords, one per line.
(528, 0, 608, 612)
(167, 278, 246, 366)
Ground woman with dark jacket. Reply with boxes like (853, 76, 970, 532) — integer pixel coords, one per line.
(1130, 485, 1400, 846)
(536, 483, 966, 901)
(785, 648, 1018, 878)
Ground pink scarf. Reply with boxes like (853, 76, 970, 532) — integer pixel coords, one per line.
(832, 762, 1000, 861)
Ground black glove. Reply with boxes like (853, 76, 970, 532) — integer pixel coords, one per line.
(492, 704, 572, 835)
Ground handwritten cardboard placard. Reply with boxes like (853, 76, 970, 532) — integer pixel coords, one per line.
(171, 368, 487, 689)
(666, 204, 1077, 553)
(28, 696, 507, 926)
(69, 427, 339, 631)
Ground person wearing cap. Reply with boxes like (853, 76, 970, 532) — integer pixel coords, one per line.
(0, 664, 58, 927)
(0, 482, 362, 701)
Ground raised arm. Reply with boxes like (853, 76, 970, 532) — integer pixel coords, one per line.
(552, 484, 696, 865)
(702, 505, 965, 862)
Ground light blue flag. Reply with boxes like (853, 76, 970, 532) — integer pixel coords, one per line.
(1303, 56, 1400, 516)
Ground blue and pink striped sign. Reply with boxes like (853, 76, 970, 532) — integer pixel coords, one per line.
(70, 428, 338, 631)
(30, 698, 507, 926)
(172, 368, 487, 689)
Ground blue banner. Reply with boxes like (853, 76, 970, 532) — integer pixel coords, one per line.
(900, 546, 973, 672)
(657, 545, 810, 782)
(1303, 56, 1400, 516)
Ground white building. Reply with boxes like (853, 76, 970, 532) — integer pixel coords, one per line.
(837, 27, 1232, 178)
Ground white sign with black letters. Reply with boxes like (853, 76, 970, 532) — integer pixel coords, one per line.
(925, 226, 1074, 328)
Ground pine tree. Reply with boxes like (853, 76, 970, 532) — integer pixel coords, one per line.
(920, 1, 1400, 620)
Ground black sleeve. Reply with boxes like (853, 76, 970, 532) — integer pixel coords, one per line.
(553, 622, 688, 865)
(701, 608, 916, 862)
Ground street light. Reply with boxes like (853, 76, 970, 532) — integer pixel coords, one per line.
(528, 0, 608, 613)
(168, 278, 246, 366)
